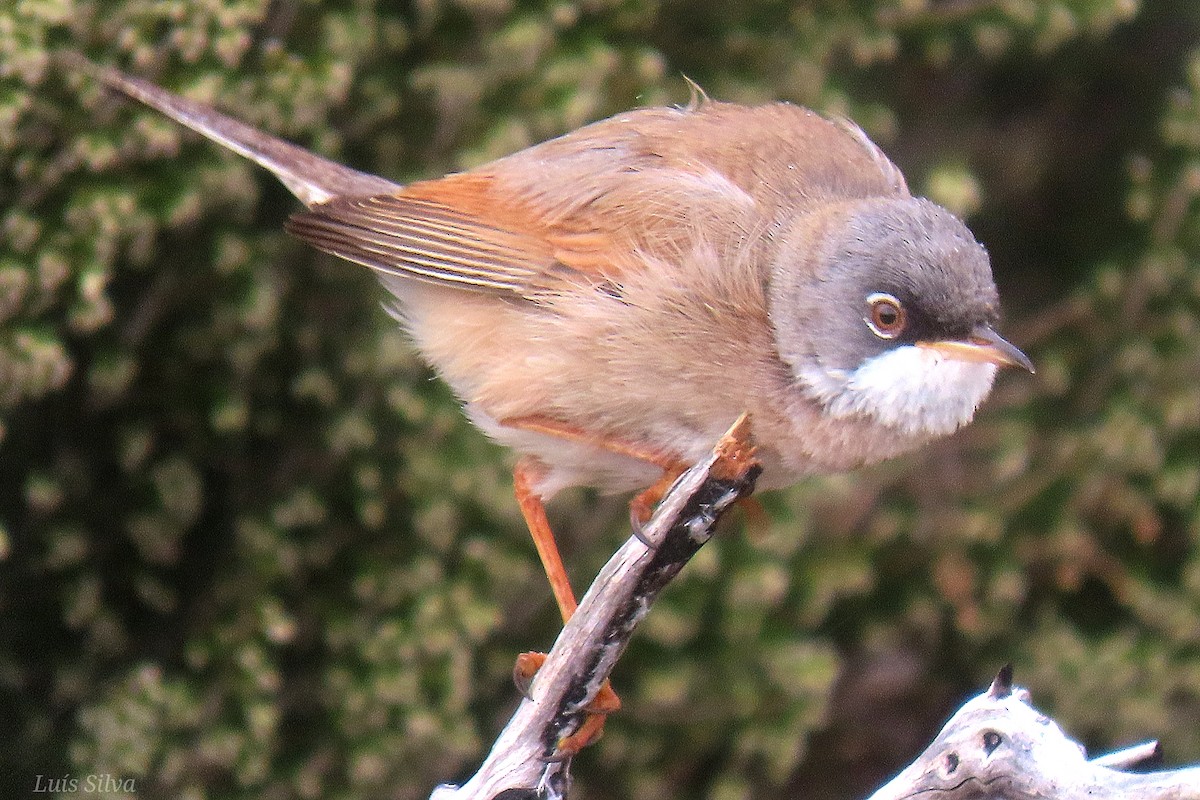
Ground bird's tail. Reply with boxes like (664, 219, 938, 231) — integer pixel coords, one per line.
(63, 52, 400, 207)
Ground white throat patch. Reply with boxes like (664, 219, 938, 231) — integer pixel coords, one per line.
(802, 345, 998, 437)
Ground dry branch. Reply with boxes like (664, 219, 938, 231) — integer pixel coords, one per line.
(868, 666, 1200, 800)
(430, 414, 761, 800)
(428, 413, 1200, 800)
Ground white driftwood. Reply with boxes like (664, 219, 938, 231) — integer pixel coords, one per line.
(867, 666, 1200, 800)
(430, 416, 760, 800)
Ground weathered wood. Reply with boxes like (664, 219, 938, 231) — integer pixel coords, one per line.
(867, 666, 1200, 800)
(430, 415, 760, 800)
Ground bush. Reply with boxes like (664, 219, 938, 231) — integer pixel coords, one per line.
(2, 1, 1198, 798)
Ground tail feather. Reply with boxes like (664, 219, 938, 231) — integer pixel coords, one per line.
(64, 52, 400, 207)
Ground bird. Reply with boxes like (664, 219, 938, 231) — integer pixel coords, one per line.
(73, 56, 1032, 752)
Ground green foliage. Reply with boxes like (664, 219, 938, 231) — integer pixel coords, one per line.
(2, 0, 1199, 798)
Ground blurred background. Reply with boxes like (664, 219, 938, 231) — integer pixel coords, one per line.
(3, 0, 1200, 798)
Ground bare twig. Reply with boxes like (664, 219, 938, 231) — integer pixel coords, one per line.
(867, 666, 1200, 800)
(1091, 741, 1163, 771)
(430, 415, 760, 800)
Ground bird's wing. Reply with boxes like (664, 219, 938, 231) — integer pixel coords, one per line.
(284, 111, 742, 300)
(284, 171, 624, 299)
(286, 102, 912, 301)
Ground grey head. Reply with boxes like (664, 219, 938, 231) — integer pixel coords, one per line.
(770, 196, 1032, 439)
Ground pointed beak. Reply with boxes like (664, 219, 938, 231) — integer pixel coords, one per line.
(916, 325, 1035, 373)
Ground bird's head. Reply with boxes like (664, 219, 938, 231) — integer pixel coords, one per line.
(770, 196, 1032, 440)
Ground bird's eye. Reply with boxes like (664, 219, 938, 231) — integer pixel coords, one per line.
(866, 293, 906, 339)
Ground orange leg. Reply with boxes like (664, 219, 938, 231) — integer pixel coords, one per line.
(513, 458, 618, 754)
(513, 457, 578, 622)
(501, 414, 683, 472)
(504, 417, 689, 756)
(504, 413, 689, 543)
(628, 464, 688, 533)
(513, 651, 622, 756)
(555, 680, 621, 756)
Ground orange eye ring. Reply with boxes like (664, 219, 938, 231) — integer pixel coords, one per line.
(866, 292, 906, 339)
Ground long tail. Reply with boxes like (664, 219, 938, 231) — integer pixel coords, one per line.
(64, 53, 401, 207)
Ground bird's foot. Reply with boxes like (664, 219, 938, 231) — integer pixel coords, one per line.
(513, 651, 622, 757)
(628, 465, 689, 546)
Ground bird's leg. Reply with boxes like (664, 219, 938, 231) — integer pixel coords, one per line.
(630, 468, 769, 544)
(513, 457, 579, 622)
(628, 465, 688, 543)
(501, 414, 684, 472)
(512, 651, 622, 757)
(511, 457, 621, 755)
(504, 413, 691, 546)
(503, 416, 687, 755)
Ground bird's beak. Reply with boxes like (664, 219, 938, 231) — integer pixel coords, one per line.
(917, 326, 1035, 373)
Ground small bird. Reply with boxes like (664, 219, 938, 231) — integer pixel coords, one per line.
(75, 57, 1031, 750)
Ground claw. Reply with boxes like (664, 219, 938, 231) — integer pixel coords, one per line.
(553, 681, 622, 758)
(628, 465, 688, 549)
(629, 502, 656, 548)
(513, 651, 547, 700)
(513, 651, 621, 758)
